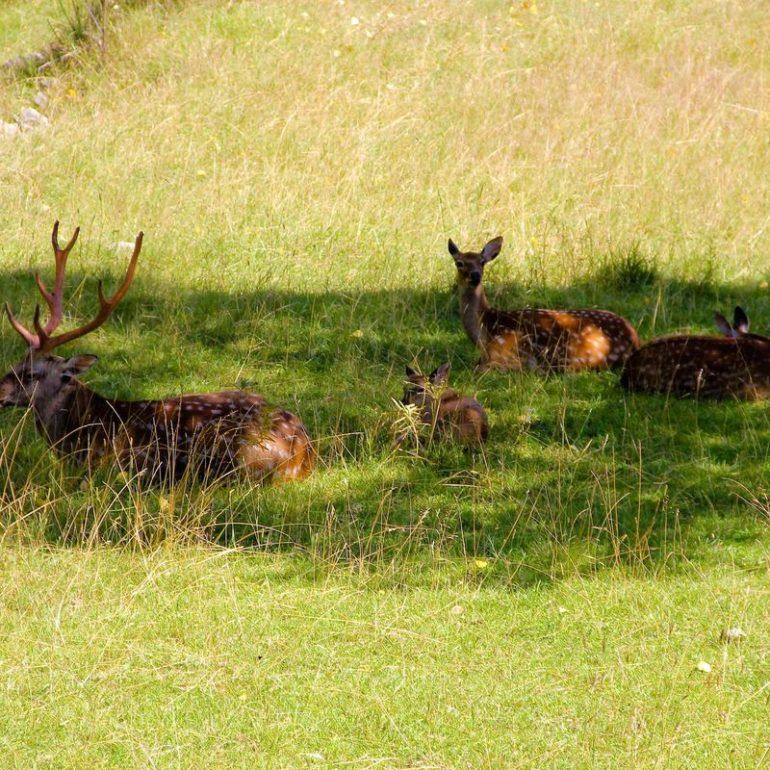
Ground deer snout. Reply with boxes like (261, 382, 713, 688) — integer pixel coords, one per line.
(469, 270, 482, 286)
(0, 376, 18, 407)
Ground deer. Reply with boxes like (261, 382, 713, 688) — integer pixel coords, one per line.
(448, 236, 639, 372)
(621, 306, 770, 399)
(0, 222, 315, 484)
(398, 362, 488, 445)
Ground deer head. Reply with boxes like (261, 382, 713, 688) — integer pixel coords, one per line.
(448, 236, 503, 288)
(402, 362, 451, 409)
(1, 222, 142, 411)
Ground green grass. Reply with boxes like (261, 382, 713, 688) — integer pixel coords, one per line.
(0, 0, 770, 765)
(2, 547, 770, 768)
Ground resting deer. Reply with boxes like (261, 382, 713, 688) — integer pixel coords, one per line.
(398, 363, 488, 445)
(449, 236, 639, 372)
(0, 222, 314, 483)
(621, 306, 770, 399)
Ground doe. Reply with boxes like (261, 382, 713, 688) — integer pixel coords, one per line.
(449, 236, 639, 372)
(621, 306, 770, 399)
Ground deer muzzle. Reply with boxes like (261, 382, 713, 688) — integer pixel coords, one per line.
(0, 375, 17, 407)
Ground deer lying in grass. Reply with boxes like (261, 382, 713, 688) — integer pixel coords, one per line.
(0, 222, 315, 483)
(449, 236, 639, 372)
(621, 306, 770, 399)
(398, 363, 488, 445)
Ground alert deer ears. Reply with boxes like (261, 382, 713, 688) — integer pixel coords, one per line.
(429, 362, 451, 385)
(480, 236, 503, 264)
(405, 365, 418, 378)
(448, 239, 460, 257)
(714, 312, 735, 337)
(64, 354, 99, 378)
(734, 306, 749, 335)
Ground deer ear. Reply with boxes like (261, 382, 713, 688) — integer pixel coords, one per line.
(713, 312, 734, 337)
(448, 239, 460, 257)
(405, 365, 418, 378)
(480, 236, 503, 263)
(64, 354, 98, 376)
(429, 362, 450, 385)
(734, 306, 749, 335)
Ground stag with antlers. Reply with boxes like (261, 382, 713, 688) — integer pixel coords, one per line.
(449, 236, 639, 372)
(621, 306, 770, 399)
(0, 222, 315, 483)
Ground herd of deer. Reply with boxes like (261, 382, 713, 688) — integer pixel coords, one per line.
(2, 223, 768, 486)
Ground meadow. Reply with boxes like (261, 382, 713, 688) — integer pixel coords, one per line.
(0, 0, 769, 766)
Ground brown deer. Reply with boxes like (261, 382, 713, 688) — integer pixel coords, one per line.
(0, 222, 315, 483)
(398, 363, 488, 445)
(621, 306, 770, 399)
(449, 236, 639, 372)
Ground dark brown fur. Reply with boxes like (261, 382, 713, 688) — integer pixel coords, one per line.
(621, 306, 770, 399)
(449, 236, 639, 372)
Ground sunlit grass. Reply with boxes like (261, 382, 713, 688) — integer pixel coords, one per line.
(2, 546, 770, 767)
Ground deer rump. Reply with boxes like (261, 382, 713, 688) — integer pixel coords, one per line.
(620, 335, 770, 399)
(52, 389, 314, 483)
(482, 308, 638, 372)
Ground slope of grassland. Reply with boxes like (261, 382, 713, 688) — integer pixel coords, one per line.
(0, 0, 769, 765)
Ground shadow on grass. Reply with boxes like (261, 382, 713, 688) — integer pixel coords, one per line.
(1, 266, 770, 584)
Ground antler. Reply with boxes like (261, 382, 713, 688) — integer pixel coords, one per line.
(5, 221, 80, 349)
(4, 222, 143, 353)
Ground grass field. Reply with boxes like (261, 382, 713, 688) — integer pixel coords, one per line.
(1, 0, 770, 766)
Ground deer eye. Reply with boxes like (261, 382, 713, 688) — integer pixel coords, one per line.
(454, 260, 464, 268)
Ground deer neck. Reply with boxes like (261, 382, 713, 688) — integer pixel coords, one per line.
(459, 282, 490, 347)
(31, 381, 120, 454)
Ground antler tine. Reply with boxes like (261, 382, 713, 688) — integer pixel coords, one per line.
(34, 221, 80, 337)
(4, 303, 40, 349)
(52, 219, 80, 257)
(39, 231, 144, 353)
(32, 305, 50, 349)
(96, 231, 143, 308)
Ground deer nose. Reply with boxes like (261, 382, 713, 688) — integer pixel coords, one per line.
(0, 378, 15, 407)
(469, 271, 482, 285)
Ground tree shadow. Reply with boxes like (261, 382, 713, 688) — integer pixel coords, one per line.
(1, 266, 769, 584)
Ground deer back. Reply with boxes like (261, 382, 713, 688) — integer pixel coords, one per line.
(434, 390, 489, 444)
(621, 334, 770, 399)
(483, 307, 640, 372)
(51, 386, 315, 482)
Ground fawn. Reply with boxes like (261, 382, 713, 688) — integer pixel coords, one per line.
(621, 306, 770, 399)
(449, 236, 639, 372)
(0, 222, 315, 483)
(399, 363, 488, 445)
